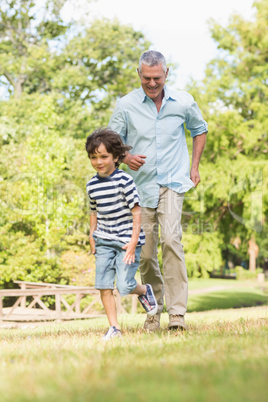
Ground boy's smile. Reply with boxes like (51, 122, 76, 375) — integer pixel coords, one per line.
(90, 143, 118, 177)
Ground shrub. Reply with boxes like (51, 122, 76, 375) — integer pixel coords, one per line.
(235, 266, 263, 280)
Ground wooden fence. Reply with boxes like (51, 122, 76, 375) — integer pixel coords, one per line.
(0, 281, 138, 322)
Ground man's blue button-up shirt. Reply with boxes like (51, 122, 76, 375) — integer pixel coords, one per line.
(109, 86, 208, 208)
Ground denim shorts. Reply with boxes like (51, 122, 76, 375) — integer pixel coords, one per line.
(94, 236, 141, 296)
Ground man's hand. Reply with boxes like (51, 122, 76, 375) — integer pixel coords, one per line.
(190, 167, 201, 187)
(122, 241, 136, 265)
(124, 154, 146, 171)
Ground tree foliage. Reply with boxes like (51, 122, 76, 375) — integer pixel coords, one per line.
(0, 0, 69, 98)
(183, 0, 268, 274)
(0, 0, 151, 287)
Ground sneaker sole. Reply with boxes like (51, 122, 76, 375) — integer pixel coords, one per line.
(102, 333, 122, 341)
(147, 302, 158, 317)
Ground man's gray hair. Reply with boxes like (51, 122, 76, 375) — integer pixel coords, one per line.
(138, 51, 167, 73)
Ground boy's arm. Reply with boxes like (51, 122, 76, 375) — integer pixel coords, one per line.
(122, 204, 141, 264)
(89, 211, 97, 254)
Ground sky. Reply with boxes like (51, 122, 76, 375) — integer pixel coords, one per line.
(62, 0, 255, 89)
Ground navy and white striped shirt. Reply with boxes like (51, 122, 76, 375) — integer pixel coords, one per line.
(86, 169, 145, 246)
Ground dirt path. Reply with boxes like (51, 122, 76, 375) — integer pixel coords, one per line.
(189, 285, 231, 295)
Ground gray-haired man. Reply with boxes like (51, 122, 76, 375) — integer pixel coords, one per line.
(109, 50, 208, 331)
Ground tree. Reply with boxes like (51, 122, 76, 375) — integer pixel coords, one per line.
(183, 0, 268, 275)
(0, 0, 150, 110)
(0, 0, 153, 287)
(0, 0, 69, 98)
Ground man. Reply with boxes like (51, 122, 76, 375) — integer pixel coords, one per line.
(109, 50, 207, 331)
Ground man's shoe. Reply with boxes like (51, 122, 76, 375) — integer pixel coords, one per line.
(138, 284, 158, 316)
(168, 314, 187, 330)
(144, 315, 160, 331)
(102, 326, 122, 340)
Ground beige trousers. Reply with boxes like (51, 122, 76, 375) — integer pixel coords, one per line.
(140, 187, 188, 316)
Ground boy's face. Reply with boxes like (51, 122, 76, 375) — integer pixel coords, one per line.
(90, 143, 118, 177)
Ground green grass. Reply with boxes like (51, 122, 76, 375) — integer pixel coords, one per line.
(0, 281, 267, 402)
(188, 278, 268, 290)
(188, 286, 268, 312)
(188, 278, 238, 289)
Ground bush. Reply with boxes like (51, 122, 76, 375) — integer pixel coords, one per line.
(235, 266, 263, 280)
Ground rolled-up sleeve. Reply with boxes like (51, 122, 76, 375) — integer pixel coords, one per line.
(185, 102, 208, 137)
(109, 101, 127, 142)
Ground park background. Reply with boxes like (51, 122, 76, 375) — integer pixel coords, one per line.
(0, 0, 267, 289)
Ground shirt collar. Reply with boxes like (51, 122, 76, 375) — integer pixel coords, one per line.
(138, 87, 147, 103)
(163, 86, 176, 101)
(96, 168, 118, 181)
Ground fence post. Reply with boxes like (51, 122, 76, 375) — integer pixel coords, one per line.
(20, 282, 26, 308)
(55, 293, 61, 319)
(75, 294, 82, 314)
(131, 295, 138, 314)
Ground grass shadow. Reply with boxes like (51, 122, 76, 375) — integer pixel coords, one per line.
(188, 289, 268, 312)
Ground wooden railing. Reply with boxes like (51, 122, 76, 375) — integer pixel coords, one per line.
(0, 281, 138, 322)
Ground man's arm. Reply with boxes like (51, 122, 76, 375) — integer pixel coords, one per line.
(109, 102, 146, 171)
(190, 133, 207, 187)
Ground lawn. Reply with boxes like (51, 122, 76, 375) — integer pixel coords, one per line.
(188, 288, 268, 311)
(0, 280, 267, 402)
(188, 278, 238, 290)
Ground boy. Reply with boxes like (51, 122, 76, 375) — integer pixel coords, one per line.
(85, 127, 158, 340)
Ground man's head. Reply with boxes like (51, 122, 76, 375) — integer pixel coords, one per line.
(137, 51, 169, 102)
(138, 51, 168, 73)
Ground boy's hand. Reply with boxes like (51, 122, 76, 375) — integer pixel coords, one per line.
(89, 237, 96, 255)
(122, 242, 136, 265)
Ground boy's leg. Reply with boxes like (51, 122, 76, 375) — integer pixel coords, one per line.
(135, 283, 158, 317)
(94, 237, 119, 330)
(116, 245, 158, 317)
(115, 242, 140, 297)
(100, 289, 120, 330)
(139, 207, 164, 314)
(131, 283, 146, 296)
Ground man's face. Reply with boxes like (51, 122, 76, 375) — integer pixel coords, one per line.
(138, 63, 169, 102)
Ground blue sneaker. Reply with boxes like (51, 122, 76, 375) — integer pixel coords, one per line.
(102, 326, 122, 340)
(138, 284, 158, 316)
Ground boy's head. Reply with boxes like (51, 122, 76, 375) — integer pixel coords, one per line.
(85, 127, 132, 169)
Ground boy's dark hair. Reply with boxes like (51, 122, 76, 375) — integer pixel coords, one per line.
(85, 127, 132, 168)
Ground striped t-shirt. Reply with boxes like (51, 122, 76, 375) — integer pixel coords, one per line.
(86, 169, 145, 246)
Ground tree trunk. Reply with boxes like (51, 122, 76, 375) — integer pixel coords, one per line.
(248, 237, 259, 272)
